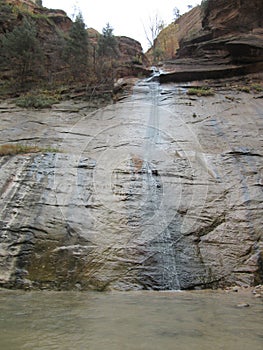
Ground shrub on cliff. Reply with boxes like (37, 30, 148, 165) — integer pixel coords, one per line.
(16, 92, 58, 109)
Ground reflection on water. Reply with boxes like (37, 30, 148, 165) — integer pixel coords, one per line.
(0, 290, 262, 350)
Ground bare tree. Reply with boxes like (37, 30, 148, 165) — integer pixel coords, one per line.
(173, 7, 181, 21)
(143, 13, 164, 49)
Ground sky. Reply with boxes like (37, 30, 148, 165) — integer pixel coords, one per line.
(43, 0, 202, 51)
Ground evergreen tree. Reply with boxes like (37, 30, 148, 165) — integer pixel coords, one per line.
(97, 23, 118, 57)
(95, 24, 119, 87)
(65, 12, 89, 80)
(35, 0, 43, 7)
(1, 17, 43, 86)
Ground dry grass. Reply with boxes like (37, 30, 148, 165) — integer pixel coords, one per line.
(237, 86, 250, 93)
(234, 83, 263, 94)
(0, 144, 59, 156)
(187, 87, 214, 97)
(251, 83, 263, 92)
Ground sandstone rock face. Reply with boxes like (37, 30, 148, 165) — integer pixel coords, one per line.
(115, 36, 149, 77)
(117, 36, 148, 65)
(0, 81, 262, 290)
(159, 0, 263, 82)
(202, 0, 263, 34)
(5, 0, 72, 33)
(177, 0, 263, 64)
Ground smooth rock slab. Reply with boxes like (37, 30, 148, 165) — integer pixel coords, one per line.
(0, 82, 262, 290)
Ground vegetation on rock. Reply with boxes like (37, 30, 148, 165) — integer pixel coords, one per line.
(0, 143, 60, 156)
(187, 87, 214, 96)
(144, 13, 165, 63)
(64, 12, 89, 81)
(15, 92, 59, 108)
(0, 0, 147, 100)
(251, 83, 263, 92)
(1, 17, 43, 86)
(95, 23, 119, 87)
(35, 0, 42, 7)
(97, 23, 118, 58)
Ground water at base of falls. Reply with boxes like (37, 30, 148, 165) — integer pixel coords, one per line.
(0, 290, 262, 350)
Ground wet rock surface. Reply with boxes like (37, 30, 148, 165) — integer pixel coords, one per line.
(0, 80, 262, 290)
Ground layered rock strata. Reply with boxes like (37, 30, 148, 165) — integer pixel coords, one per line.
(160, 0, 263, 82)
